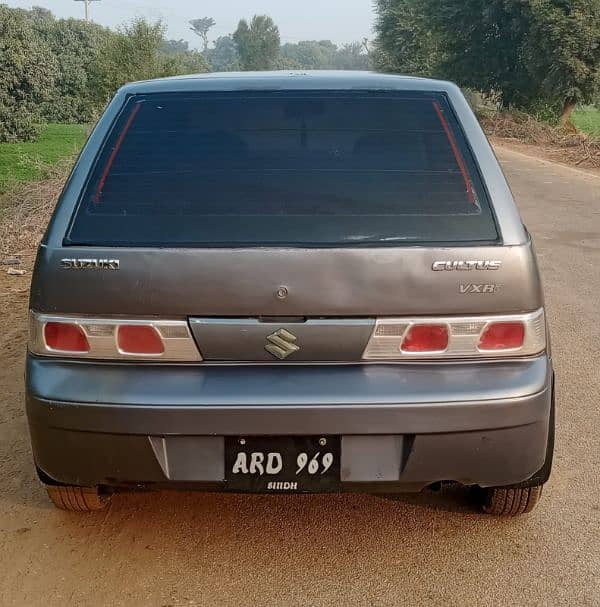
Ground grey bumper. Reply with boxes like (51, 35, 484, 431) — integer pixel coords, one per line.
(26, 355, 553, 490)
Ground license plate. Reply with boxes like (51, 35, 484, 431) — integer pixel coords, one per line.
(224, 436, 341, 493)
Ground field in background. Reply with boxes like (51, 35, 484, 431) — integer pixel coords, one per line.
(0, 124, 87, 193)
(573, 106, 600, 136)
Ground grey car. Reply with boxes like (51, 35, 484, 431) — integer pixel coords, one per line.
(26, 71, 554, 515)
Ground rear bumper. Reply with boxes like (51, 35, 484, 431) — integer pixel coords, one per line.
(25, 355, 553, 491)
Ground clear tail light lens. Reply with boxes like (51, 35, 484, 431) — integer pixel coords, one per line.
(363, 309, 545, 360)
(29, 313, 201, 361)
(478, 321, 525, 351)
(401, 324, 449, 352)
(44, 322, 90, 353)
(117, 325, 164, 355)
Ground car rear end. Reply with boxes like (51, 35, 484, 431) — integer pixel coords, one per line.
(25, 72, 553, 514)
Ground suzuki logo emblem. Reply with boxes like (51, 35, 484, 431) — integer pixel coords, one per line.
(265, 329, 300, 360)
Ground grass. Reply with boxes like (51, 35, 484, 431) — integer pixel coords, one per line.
(572, 106, 600, 136)
(0, 123, 87, 193)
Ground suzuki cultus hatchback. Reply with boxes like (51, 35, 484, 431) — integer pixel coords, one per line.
(26, 72, 554, 515)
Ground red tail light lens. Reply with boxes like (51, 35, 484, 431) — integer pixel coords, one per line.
(479, 322, 525, 350)
(401, 324, 449, 352)
(44, 322, 90, 353)
(117, 325, 164, 355)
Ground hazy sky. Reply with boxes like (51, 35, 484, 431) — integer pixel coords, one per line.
(5, 0, 377, 48)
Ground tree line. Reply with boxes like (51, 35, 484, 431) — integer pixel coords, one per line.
(0, 6, 370, 143)
(372, 0, 600, 125)
(7, 1, 595, 144)
(176, 15, 371, 73)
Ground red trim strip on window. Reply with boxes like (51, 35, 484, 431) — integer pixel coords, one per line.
(93, 102, 141, 204)
(432, 101, 476, 204)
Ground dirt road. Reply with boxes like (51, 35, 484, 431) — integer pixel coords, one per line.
(0, 146, 598, 606)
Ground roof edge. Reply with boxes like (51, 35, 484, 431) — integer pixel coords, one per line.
(117, 70, 458, 95)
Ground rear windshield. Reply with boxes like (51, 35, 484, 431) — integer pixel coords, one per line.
(66, 90, 498, 247)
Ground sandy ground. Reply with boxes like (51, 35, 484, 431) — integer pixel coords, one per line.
(0, 146, 598, 606)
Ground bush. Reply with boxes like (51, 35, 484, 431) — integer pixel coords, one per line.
(0, 7, 210, 140)
(481, 109, 600, 167)
(33, 15, 112, 123)
(89, 19, 209, 109)
(0, 6, 58, 142)
(462, 89, 502, 119)
(204, 35, 240, 71)
(373, 0, 600, 122)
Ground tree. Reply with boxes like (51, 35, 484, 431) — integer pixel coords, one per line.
(527, 0, 600, 125)
(372, 0, 442, 76)
(165, 48, 210, 75)
(162, 38, 190, 54)
(0, 6, 58, 141)
(189, 17, 215, 51)
(31, 15, 111, 123)
(25, 5, 54, 24)
(0, 6, 210, 138)
(233, 15, 280, 71)
(279, 39, 372, 70)
(373, 0, 600, 123)
(91, 18, 208, 107)
(334, 42, 371, 70)
(421, 0, 536, 107)
(280, 40, 338, 69)
(205, 35, 240, 71)
(161, 39, 209, 74)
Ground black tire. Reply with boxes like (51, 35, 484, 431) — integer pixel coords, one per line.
(479, 373, 554, 516)
(480, 485, 543, 516)
(45, 484, 110, 512)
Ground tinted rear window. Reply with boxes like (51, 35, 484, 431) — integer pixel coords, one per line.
(67, 90, 498, 246)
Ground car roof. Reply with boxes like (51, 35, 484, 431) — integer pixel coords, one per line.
(118, 70, 459, 95)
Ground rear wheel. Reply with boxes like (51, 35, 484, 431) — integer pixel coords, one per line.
(45, 484, 110, 512)
(480, 484, 543, 516)
(481, 375, 553, 517)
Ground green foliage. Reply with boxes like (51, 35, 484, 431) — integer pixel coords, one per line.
(271, 39, 372, 71)
(167, 48, 211, 75)
(1, 6, 209, 140)
(373, 0, 600, 115)
(334, 42, 371, 70)
(89, 18, 209, 108)
(31, 15, 111, 123)
(0, 123, 86, 191)
(462, 89, 502, 119)
(233, 15, 280, 71)
(281, 40, 339, 69)
(0, 6, 58, 142)
(90, 19, 172, 105)
(429, 1, 531, 105)
(162, 38, 190, 54)
(205, 35, 241, 71)
(161, 38, 211, 75)
(2, 3, 375, 146)
(572, 106, 600, 135)
(526, 0, 600, 117)
(372, 0, 440, 76)
(189, 17, 215, 51)
(529, 101, 564, 125)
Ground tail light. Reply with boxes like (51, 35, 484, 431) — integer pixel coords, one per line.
(117, 325, 165, 355)
(401, 324, 449, 353)
(478, 322, 525, 351)
(363, 309, 545, 360)
(44, 322, 90, 353)
(29, 313, 201, 361)
(30, 310, 546, 363)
